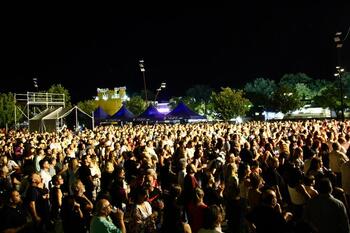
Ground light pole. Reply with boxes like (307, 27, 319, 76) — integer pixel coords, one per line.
(139, 59, 148, 103)
(335, 66, 346, 121)
(334, 31, 345, 121)
(154, 82, 166, 102)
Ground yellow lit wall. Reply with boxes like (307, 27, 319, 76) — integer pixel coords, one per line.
(96, 87, 126, 116)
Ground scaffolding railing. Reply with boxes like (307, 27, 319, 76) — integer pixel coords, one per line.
(14, 92, 66, 130)
(15, 92, 65, 105)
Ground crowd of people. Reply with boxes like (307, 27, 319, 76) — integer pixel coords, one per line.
(0, 120, 350, 233)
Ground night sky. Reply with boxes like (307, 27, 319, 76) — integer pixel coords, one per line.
(3, 4, 350, 103)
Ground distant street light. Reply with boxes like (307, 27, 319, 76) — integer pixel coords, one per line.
(283, 92, 293, 96)
(154, 82, 166, 102)
(33, 77, 38, 91)
(334, 32, 343, 48)
(139, 59, 148, 103)
(334, 66, 346, 121)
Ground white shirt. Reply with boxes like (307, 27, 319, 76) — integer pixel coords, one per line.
(40, 169, 52, 189)
(186, 147, 195, 160)
(137, 201, 152, 220)
(6, 160, 19, 172)
(50, 142, 62, 151)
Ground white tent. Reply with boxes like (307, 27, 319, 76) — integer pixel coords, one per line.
(29, 106, 93, 132)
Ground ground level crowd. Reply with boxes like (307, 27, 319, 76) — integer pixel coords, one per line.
(0, 120, 350, 233)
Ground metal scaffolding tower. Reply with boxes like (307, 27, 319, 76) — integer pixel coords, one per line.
(14, 92, 65, 131)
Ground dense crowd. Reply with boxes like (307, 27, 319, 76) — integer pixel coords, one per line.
(0, 120, 350, 233)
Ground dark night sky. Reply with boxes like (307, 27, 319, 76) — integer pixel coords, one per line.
(3, 3, 350, 103)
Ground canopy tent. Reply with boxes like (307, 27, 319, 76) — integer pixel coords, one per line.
(29, 108, 60, 132)
(29, 106, 93, 132)
(166, 102, 206, 120)
(93, 106, 110, 125)
(109, 104, 135, 121)
(40, 107, 63, 132)
(136, 105, 165, 122)
(50, 106, 93, 131)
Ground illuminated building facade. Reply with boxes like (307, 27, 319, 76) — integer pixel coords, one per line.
(95, 87, 129, 116)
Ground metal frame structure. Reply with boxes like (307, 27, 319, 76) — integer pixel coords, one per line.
(14, 92, 65, 131)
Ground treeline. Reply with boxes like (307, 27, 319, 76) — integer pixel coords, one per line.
(1, 72, 349, 127)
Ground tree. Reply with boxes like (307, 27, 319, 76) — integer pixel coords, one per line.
(77, 99, 98, 115)
(169, 96, 197, 111)
(138, 90, 155, 103)
(47, 84, 72, 107)
(0, 92, 19, 128)
(170, 96, 216, 119)
(313, 84, 340, 113)
(211, 87, 251, 121)
(295, 83, 315, 101)
(270, 85, 303, 113)
(126, 96, 147, 116)
(244, 78, 277, 110)
(279, 73, 319, 102)
(341, 72, 350, 102)
(313, 72, 350, 116)
(309, 79, 331, 96)
(186, 85, 213, 102)
(185, 85, 213, 115)
(279, 73, 313, 88)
